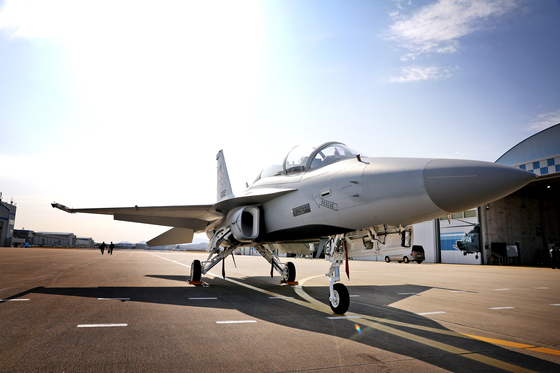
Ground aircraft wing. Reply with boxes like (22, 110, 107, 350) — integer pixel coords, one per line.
(51, 202, 220, 246)
(51, 187, 297, 246)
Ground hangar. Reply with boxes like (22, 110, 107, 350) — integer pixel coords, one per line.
(352, 124, 560, 266)
(482, 123, 560, 266)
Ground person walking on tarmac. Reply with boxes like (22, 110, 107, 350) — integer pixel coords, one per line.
(550, 244, 559, 269)
(109, 242, 115, 255)
(99, 242, 106, 255)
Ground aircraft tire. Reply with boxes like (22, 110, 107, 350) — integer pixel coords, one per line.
(286, 261, 296, 282)
(329, 283, 349, 314)
(191, 260, 202, 282)
(385, 256, 390, 263)
(403, 256, 410, 263)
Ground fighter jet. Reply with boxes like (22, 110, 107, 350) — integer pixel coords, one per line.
(52, 141, 535, 314)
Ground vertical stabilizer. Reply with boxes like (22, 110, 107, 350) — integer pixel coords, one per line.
(216, 150, 235, 202)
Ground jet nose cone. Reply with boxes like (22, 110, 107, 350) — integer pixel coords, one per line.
(424, 159, 536, 213)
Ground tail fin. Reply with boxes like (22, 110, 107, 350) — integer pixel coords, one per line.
(217, 150, 235, 202)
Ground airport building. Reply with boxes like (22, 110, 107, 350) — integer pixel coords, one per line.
(0, 196, 17, 247)
(11, 230, 78, 247)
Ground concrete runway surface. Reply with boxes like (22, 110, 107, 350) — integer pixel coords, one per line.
(1, 247, 559, 372)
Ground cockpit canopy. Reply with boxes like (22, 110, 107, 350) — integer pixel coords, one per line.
(254, 142, 362, 183)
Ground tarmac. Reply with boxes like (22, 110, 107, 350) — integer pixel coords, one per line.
(1, 247, 559, 372)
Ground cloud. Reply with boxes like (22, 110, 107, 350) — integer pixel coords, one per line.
(525, 110, 560, 132)
(386, 65, 458, 83)
(388, 0, 519, 60)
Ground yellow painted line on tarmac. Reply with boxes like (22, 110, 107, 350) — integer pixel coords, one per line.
(463, 335, 560, 357)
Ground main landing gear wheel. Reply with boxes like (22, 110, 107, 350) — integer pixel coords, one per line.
(286, 261, 296, 283)
(190, 259, 202, 282)
(329, 283, 350, 314)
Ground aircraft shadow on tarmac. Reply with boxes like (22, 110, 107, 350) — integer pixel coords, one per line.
(5, 277, 558, 373)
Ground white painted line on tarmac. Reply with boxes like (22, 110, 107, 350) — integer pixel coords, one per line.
(327, 316, 362, 320)
(0, 299, 30, 302)
(398, 293, 418, 295)
(98, 298, 130, 301)
(534, 287, 550, 289)
(349, 295, 360, 297)
(417, 311, 446, 316)
(550, 304, 560, 306)
(77, 323, 128, 328)
(189, 297, 218, 300)
(493, 288, 511, 291)
(269, 296, 294, 299)
(449, 290, 466, 293)
(490, 307, 515, 310)
(148, 253, 190, 268)
(215, 320, 257, 324)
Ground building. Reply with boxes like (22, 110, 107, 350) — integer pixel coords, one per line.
(0, 195, 16, 247)
(33, 232, 77, 247)
(76, 237, 95, 248)
(481, 123, 560, 265)
(12, 230, 78, 247)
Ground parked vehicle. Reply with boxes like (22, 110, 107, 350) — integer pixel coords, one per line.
(384, 245, 425, 264)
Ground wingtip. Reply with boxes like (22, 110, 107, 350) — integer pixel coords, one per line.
(51, 202, 73, 213)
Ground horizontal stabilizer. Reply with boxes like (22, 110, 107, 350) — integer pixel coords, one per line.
(147, 227, 194, 247)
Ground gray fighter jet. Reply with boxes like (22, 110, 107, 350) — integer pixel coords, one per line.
(52, 142, 534, 313)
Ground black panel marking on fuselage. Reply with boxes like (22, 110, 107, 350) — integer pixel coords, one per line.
(292, 203, 311, 217)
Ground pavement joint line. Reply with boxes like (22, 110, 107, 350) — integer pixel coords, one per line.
(77, 323, 128, 328)
(152, 254, 549, 371)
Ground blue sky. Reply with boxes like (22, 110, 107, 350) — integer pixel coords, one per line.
(1, 0, 559, 244)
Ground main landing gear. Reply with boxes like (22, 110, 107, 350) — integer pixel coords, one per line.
(189, 227, 297, 285)
(325, 234, 350, 314)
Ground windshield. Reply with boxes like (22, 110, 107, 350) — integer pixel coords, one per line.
(284, 144, 317, 175)
(308, 143, 361, 171)
(253, 142, 363, 183)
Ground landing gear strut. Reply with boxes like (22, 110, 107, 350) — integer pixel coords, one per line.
(325, 234, 350, 314)
(255, 245, 296, 283)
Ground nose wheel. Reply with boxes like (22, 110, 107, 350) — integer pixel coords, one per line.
(326, 234, 351, 314)
(329, 283, 349, 314)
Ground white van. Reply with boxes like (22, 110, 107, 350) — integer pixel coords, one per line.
(384, 245, 425, 264)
